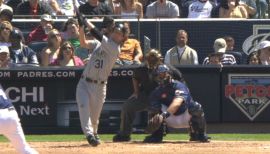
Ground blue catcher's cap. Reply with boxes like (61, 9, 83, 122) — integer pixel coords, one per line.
(157, 64, 170, 74)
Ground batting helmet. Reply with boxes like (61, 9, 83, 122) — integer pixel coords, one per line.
(114, 23, 129, 36)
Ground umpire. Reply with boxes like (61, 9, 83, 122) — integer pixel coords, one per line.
(113, 49, 162, 142)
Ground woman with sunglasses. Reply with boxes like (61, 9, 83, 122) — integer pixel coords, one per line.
(40, 29, 62, 66)
(50, 41, 84, 66)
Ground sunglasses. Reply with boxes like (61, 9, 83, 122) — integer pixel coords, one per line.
(62, 46, 72, 51)
(1, 27, 11, 31)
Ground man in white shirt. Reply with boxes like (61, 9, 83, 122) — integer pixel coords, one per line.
(181, 0, 215, 18)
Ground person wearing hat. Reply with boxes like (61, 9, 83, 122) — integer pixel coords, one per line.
(257, 40, 270, 65)
(203, 38, 236, 65)
(0, 45, 10, 68)
(27, 14, 54, 44)
(9, 29, 39, 66)
(76, 15, 128, 146)
(0, 0, 13, 13)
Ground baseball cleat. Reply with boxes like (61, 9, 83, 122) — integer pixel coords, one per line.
(94, 134, 101, 145)
(112, 134, 131, 142)
(87, 134, 99, 146)
(143, 135, 163, 143)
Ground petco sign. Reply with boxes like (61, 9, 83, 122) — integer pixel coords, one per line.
(225, 74, 270, 121)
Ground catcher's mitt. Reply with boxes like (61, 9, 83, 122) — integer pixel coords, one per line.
(145, 113, 164, 134)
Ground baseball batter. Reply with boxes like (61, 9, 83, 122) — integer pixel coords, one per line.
(0, 84, 38, 154)
(76, 16, 128, 146)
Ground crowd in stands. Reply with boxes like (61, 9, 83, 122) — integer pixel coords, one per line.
(0, 0, 269, 68)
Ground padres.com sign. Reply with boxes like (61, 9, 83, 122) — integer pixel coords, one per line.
(225, 74, 270, 121)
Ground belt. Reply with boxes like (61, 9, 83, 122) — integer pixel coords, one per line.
(81, 75, 106, 84)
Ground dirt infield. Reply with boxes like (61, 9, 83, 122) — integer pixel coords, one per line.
(1, 141, 270, 154)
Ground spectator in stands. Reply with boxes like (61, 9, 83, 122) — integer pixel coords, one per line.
(15, 0, 48, 18)
(0, 8, 12, 22)
(164, 30, 198, 65)
(0, 0, 12, 12)
(0, 45, 11, 68)
(257, 40, 270, 65)
(114, 0, 143, 18)
(50, 41, 84, 66)
(79, 0, 113, 18)
(115, 22, 143, 66)
(6, 0, 21, 13)
(136, 0, 154, 15)
(62, 18, 89, 62)
(208, 52, 223, 66)
(247, 51, 260, 65)
(219, 0, 248, 18)
(145, 0, 180, 18)
(27, 14, 53, 44)
(0, 9, 26, 44)
(257, 0, 268, 18)
(203, 38, 236, 65)
(240, 0, 256, 18)
(49, 0, 79, 17)
(9, 29, 39, 66)
(181, 0, 215, 18)
(40, 29, 62, 66)
(223, 36, 244, 64)
(0, 21, 12, 46)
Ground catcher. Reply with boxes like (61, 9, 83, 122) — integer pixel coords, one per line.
(144, 64, 210, 143)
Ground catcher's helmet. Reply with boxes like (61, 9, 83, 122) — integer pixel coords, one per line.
(156, 64, 170, 74)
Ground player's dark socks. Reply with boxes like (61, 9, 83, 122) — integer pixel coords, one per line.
(112, 133, 131, 142)
(87, 134, 99, 146)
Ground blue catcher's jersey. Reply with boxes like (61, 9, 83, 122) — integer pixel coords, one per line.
(150, 80, 193, 115)
(0, 84, 12, 109)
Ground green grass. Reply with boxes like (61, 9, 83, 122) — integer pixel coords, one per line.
(1, 134, 270, 142)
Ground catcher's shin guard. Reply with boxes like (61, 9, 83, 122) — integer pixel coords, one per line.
(188, 102, 210, 142)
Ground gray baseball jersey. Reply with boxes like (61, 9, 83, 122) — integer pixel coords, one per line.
(76, 35, 120, 137)
(82, 36, 120, 81)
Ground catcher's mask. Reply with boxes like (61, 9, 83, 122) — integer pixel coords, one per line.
(145, 49, 162, 69)
(156, 64, 171, 86)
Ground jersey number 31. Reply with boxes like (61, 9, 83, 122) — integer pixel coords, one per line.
(94, 59, 103, 69)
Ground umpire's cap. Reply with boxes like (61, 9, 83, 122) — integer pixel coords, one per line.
(114, 23, 128, 36)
